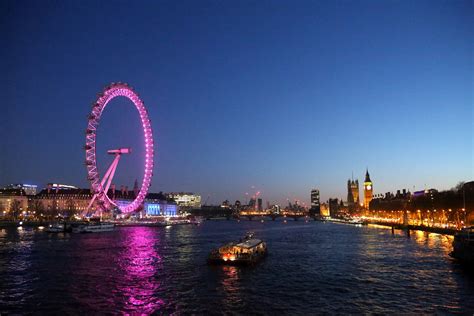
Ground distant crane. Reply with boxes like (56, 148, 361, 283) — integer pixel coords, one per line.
(203, 195, 210, 206)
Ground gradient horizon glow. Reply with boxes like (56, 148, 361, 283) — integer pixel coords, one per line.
(85, 83, 154, 213)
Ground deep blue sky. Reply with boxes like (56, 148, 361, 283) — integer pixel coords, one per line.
(1, 0, 472, 205)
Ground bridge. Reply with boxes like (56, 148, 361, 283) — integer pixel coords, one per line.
(238, 210, 310, 221)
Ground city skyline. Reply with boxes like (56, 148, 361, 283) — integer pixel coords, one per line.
(2, 0, 472, 205)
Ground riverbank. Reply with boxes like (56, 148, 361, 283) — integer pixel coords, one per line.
(0, 219, 200, 229)
(367, 220, 458, 235)
(0, 220, 46, 227)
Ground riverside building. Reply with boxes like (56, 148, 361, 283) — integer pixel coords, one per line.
(3, 184, 38, 196)
(167, 192, 201, 209)
(363, 169, 373, 209)
(0, 188, 30, 217)
(310, 189, 321, 215)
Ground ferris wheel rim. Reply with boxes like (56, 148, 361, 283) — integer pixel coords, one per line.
(85, 83, 154, 213)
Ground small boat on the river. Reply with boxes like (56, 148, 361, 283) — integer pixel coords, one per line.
(208, 232, 267, 265)
(45, 222, 66, 233)
(72, 222, 115, 233)
(450, 226, 474, 264)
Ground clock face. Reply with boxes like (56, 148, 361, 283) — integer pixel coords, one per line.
(366, 185, 372, 190)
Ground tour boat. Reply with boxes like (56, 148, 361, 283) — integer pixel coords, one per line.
(208, 232, 267, 265)
(45, 223, 66, 233)
(450, 226, 474, 264)
(72, 222, 115, 233)
(191, 216, 204, 225)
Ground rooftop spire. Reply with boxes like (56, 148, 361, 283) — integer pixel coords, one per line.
(365, 168, 371, 182)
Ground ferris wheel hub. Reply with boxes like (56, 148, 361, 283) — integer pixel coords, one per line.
(107, 148, 132, 155)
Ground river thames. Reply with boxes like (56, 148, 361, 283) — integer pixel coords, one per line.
(1, 221, 473, 314)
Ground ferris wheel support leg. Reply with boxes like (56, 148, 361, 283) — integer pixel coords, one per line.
(99, 154, 121, 188)
(85, 194, 99, 214)
(103, 155, 121, 198)
(85, 154, 121, 215)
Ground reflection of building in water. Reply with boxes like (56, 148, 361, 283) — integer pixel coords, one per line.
(412, 230, 454, 255)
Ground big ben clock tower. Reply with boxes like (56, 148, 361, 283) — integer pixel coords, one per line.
(363, 169, 373, 209)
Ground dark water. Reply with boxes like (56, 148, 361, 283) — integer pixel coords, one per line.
(1, 221, 473, 314)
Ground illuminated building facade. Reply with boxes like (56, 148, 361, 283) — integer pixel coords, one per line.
(363, 169, 373, 209)
(4, 184, 38, 196)
(369, 185, 474, 227)
(1, 182, 181, 218)
(310, 189, 320, 215)
(167, 192, 201, 208)
(329, 198, 340, 217)
(248, 198, 256, 210)
(320, 202, 330, 217)
(0, 189, 30, 217)
(347, 178, 360, 212)
(144, 202, 178, 217)
(49, 183, 78, 190)
(35, 187, 94, 215)
(144, 193, 178, 216)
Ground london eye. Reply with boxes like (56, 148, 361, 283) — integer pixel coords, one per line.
(84, 83, 154, 215)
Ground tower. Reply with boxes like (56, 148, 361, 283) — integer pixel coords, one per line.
(352, 179, 360, 205)
(133, 179, 139, 197)
(310, 189, 320, 215)
(364, 169, 373, 209)
(347, 180, 354, 206)
(347, 177, 360, 213)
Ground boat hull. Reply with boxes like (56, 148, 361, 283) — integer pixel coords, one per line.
(208, 252, 267, 266)
(450, 227, 474, 265)
(45, 227, 65, 233)
(45, 223, 67, 233)
(451, 239, 474, 264)
(82, 224, 115, 233)
(71, 223, 115, 233)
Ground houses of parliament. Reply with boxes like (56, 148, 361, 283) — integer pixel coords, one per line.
(347, 169, 373, 212)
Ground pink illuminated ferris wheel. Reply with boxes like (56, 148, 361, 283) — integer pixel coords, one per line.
(85, 83, 154, 214)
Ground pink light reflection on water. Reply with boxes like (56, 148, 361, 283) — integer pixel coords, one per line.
(118, 227, 165, 314)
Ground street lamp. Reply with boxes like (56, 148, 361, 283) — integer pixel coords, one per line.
(463, 183, 467, 226)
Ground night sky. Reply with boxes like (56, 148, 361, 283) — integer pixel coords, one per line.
(1, 0, 472, 205)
